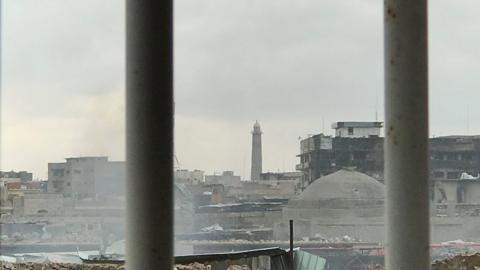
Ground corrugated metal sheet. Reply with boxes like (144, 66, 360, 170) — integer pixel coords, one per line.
(294, 250, 326, 270)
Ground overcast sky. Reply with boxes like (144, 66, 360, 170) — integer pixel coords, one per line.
(1, 0, 480, 179)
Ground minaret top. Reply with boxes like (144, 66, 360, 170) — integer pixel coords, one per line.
(252, 121, 262, 134)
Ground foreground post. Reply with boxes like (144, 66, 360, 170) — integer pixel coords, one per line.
(126, 0, 173, 269)
(384, 0, 430, 269)
(289, 219, 294, 267)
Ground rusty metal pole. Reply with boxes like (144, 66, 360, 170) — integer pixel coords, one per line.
(384, 0, 430, 269)
(126, 0, 173, 269)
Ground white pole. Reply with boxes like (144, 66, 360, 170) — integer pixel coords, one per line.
(384, 0, 430, 269)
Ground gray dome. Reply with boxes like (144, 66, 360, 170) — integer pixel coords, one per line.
(298, 169, 384, 201)
(287, 169, 384, 211)
(282, 169, 385, 237)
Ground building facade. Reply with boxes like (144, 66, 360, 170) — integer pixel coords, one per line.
(0, 171, 33, 183)
(205, 171, 242, 188)
(298, 127, 480, 200)
(259, 171, 302, 181)
(47, 156, 126, 198)
(296, 132, 384, 187)
(331, 121, 383, 138)
(175, 169, 204, 183)
(430, 136, 480, 203)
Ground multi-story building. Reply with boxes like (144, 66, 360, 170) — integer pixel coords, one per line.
(429, 136, 480, 204)
(332, 121, 383, 138)
(429, 136, 480, 181)
(47, 156, 125, 199)
(297, 125, 480, 204)
(297, 122, 384, 187)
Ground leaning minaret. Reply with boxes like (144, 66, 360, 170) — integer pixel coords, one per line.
(251, 121, 262, 181)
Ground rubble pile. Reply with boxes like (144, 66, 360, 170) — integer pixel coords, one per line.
(174, 264, 251, 270)
(175, 263, 211, 270)
(0, 262, 124, 270)
(432, 253, 480, 270)
(367, 253, 480, 269)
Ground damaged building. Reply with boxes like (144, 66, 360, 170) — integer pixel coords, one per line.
(297, 124, 480, 197)
(296, 122, 384, 187)
(430, 136, 480, 204)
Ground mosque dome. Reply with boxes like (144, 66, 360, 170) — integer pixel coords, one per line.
(285, 169, 385, 218)
(298, 169, 384, 201)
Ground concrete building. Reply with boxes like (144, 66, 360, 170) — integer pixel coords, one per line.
(332, 121, 383, 138)
(297, 124, 480, 190)
(47, 156, 126, 199)
(205, 171, 241, 188)
(430, 136, 480, 181)
(251, 121, 263, 181)
(175, 169, 204, 184)
(297, 132, 384, 187)
(0, 171, 33, 183)
(259, 171, 302, 181)
(20, 193, 64, 216)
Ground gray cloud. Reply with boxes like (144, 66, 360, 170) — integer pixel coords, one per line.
(3, 0, 480, 179)
(1, 0, 124, 177)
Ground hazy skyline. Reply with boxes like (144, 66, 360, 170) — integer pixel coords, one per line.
(2, 0, 480, 179)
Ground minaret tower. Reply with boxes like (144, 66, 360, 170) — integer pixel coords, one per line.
(251, 121, 262, 181)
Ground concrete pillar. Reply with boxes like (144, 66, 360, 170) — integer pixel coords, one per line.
(126, 0, 173, 269)
(384, 0, 430, 269)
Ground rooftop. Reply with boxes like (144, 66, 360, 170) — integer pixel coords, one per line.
(331, 122, 383, 129)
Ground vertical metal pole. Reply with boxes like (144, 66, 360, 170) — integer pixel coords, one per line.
(126, 0, 173, 269)
(384, 0, 430, 269)
(289, 219, 294, 268)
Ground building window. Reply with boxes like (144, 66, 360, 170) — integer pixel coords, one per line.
(52, 169, 64, 177)
(348, 127, 354, 135)
(457, 184, 465, 203)
(447, 172, 459, 179)
(434, 171, 445, 179)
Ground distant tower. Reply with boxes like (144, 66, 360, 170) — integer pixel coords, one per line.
(251, 121, 262, 181)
